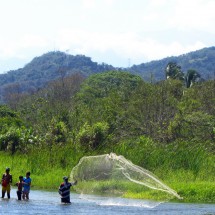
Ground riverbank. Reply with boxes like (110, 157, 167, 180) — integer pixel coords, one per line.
(123, 181, 215, 203)
(1, 152, 214, 204)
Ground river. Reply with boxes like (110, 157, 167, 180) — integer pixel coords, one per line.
(0, 189, 214, 215)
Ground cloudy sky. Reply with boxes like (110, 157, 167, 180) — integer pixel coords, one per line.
(0, 0, 215, 73)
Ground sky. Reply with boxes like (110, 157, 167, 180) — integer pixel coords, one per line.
(0, 0, 215, 73)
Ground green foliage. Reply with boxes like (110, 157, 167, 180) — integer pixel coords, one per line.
(77, 122, 109, 150)
(130, 46, 215, 81)
(185, 69, 201, 88)
(45, 119, 68, 144)
(125, 79, 184, 142)
(70, 71, 143, 144)
(0, 126, 37, 154)
(0, 105, 37, 154)
(168, 81, 215, 142)
(0, 70, 215, 202)
(0, 150, 82, 190)
(0, 105, 22, 129)
(172, 182, 215, 203)
(168, 111, 214, 141)
(115, 136, 213, 179)
(0, 105, 17, 117)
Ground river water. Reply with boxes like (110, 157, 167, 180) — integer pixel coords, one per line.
(0, 189, 215, 215)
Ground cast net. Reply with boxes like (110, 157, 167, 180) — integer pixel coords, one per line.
(70, 153, 182, 202)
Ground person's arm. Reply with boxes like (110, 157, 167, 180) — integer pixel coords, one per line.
(71, 180, 77, 186)
(58, 184, 63, 195)
(24, 178, 31, 186)
(10, 175, 12, 183)
(28, 178, 31, 186)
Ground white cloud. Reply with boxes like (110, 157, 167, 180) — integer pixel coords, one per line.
(0, 0, 214, 71)
(0, 34, 48, 59)
(167, 0, 215, 32)
(82, 0, 97, 9)
(55, 28, 206, 66)
(19, 34, 48, 49)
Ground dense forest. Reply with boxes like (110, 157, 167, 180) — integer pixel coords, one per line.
(1, 70, 214, 169)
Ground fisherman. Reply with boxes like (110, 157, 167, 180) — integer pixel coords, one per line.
(58, 176, 77, 203)
(1, 167, 13, 199)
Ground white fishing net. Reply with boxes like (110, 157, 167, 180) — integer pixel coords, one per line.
(70, 153, 182, 201)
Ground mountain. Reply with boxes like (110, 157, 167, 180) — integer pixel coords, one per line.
(0, 51, 115, 102)
(0, 47, 215, 103)
(129, 46, 215, 81)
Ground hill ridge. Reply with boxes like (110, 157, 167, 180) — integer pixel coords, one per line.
(0, 46, 214, 103)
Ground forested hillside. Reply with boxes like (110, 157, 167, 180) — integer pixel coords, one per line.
(130, 46, 215, 81)
(0, 51, 114, 102)
(0, 46, 215, 103)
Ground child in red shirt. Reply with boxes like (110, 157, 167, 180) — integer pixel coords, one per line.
(15, 176, 23, 200)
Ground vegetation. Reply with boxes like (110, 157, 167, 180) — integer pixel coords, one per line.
(1, 46, 215, 103)
(0, 70, 214, 203)
(130, 46, 215, 81)
(0, 51, 115, 103)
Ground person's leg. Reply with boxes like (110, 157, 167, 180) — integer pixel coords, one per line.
(2, 190, 5, 198)
(6, 185, 11, 199)
(61, 197, 66, 203)
(7, 192, 10, 199)
(17, 191, 22, 200)
(65, 196, 71, 203)
(26, 192, 29, 200)
(22, 192, 26, 200)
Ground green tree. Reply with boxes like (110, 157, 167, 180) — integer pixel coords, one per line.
(168, 81, 215, 142)
(165, 62, 184, 81)
(185, 69, 201, 88)
(69, 71, 143, 145)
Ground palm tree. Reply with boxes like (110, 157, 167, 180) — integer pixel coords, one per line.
(185, 69, 201, 88)
(165, 62, 184, 81)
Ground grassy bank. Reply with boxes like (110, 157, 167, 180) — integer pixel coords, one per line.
(0, 151, 72, 190)
(1, 152, 214, 203)
(123, 181, 215, 203)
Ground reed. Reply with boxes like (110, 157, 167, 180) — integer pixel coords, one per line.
(0, 146, 214, 203)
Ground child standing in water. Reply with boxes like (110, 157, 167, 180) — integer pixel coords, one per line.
(16, 176, 23, 200)
(22, 171, 31, 200)
(1, 167, 12, 199)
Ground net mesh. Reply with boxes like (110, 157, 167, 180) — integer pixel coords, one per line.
(70, 153, 182, 200)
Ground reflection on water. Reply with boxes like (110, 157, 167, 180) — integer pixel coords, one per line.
(0, 188, 215, 215)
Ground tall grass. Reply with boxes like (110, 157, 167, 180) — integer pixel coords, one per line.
(0, 137, 214, 203)
(0, 144, 83, 190)
(114, 137, 215, 181)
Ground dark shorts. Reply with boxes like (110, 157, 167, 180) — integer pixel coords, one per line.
(17, 190, 22, 200)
